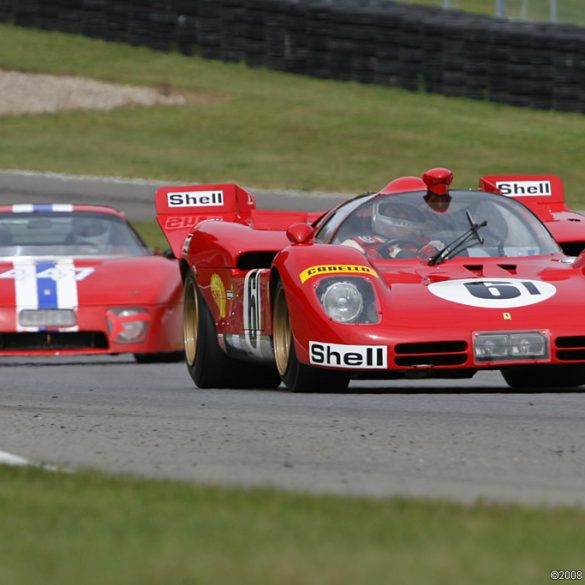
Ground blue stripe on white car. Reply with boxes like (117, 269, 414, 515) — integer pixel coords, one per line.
(11, 204, 73, 213)
(36, 261, 58, 310)
(7, 258, 81, 332)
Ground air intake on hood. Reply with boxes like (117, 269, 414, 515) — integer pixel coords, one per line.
(464, 265, 484, 276)
(498, 264, 517, 274)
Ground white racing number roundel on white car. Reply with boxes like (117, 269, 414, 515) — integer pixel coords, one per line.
(428, 278, 556, 308)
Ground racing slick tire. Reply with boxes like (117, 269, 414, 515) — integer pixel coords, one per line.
(501, 365, 585, 389)
(133, 351, 184, 364)
(272, 280, 350, 393)
(183, 273, 281, 389)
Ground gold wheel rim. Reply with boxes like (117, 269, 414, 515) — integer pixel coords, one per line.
(273, 287, 292, 376)
(183, 278, 199, 366)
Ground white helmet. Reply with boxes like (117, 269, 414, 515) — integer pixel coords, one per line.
(72, 218, 111, 248)
(372, 198, 424, 239)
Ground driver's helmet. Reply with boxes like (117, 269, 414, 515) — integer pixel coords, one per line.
(372, 198, 424, 239)
(71, 217, 111, 248)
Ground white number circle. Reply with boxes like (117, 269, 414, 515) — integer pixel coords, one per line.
(428, 278, 556, 308)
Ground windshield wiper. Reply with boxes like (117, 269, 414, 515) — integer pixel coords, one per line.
(428, 210, 487, 266)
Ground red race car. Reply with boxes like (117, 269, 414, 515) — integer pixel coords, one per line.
(0, 204, 183, 362)
(156, 169, 585, 392)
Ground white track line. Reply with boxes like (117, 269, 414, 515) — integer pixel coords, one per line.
(0, 449, 30, 466)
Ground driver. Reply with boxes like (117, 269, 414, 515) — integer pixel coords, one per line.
(342, 198, 445, 260)
(70, 217, 112, 250)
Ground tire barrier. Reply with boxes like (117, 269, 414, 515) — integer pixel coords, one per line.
(1, 0, 584, 114)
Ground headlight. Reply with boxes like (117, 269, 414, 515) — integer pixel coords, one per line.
(474, 330, 549, 362)
(19, 309, 76, 328)
(315, 277, 379, 324)
(321, 281, 364, 323)
(106, 308, 150, 343)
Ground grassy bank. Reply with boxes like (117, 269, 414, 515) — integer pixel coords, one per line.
(1, 24, 584, 205)
(133, 220, 167, 251)
(1, 465, 584, 585)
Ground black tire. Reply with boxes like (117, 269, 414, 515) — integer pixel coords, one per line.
(134, 351, 184, 364)
(272, 280, 349, 393)
(501, 365, 585, 389)
(183, 273, 280, 389)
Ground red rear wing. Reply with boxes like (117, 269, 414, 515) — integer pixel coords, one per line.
(479, 175, 567, 218)
(156, 183, 256, 258)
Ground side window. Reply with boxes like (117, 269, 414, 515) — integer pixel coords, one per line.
(315, 194, 375, 243)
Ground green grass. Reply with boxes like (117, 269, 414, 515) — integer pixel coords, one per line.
(1, 24, 585, 206)
(401, 0, 585, 25)
(133, 220, 168, 251)
(1, 465, 584, 585)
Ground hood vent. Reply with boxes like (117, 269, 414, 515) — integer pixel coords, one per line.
(464, 265, 484, 276)
(498, 264, 517, 274)
(463, 264, 518, 276)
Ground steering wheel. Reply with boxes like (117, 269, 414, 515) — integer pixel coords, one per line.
(376, 238, 421, 259)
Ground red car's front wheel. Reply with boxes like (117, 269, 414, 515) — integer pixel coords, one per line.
(272, 280, 349, 393)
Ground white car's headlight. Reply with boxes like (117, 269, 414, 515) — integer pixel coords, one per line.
(106, 308, 150, 343)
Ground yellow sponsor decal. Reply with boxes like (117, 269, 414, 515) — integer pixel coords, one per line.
(503, 312, 512, 320)
(299, 264, 378, 284)
(210, 273, 227, 318)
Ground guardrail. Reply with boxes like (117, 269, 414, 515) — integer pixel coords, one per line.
(1, 0, 583, 114)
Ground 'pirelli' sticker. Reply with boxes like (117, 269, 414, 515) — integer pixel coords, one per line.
(299, 264, 378, 284)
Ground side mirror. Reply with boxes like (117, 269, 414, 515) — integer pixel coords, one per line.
(572, 246, 585, 270)
(286, 222, 314, 245)
(151, 247, 176, 259)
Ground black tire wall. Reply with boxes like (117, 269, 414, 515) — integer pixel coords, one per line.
(1, 0, 584, 114)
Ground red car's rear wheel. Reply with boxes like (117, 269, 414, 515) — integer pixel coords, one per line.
(183, 273, 280, 389)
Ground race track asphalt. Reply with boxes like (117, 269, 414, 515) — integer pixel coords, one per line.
(0, 172, 584, 507)
(0, 170, 347, 219)
(1, 356, 584, 507)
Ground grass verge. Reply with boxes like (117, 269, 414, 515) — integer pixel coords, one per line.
(401, 0, 585, 24)
(1, 464, 584, 585)
(133, 220, 168, 251)
(1, 24, 584, 206)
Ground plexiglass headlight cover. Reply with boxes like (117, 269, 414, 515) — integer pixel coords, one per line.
(473, 330, 549, 362)
(316, 277, 378, 324)
(106, 308, 150, 343)
(19, 309, 77, 328)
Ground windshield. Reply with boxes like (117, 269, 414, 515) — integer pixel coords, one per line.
(324, 190, 559, 261)
(0, 211, 149, 258)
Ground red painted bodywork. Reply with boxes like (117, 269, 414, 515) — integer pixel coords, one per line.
(156, 175, 585, 378)
(0, 205, 183, 357)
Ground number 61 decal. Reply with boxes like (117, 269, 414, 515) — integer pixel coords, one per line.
(428, 278, 556, 308)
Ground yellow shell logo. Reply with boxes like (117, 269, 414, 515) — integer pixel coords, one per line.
(210, 273, 227, 318)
